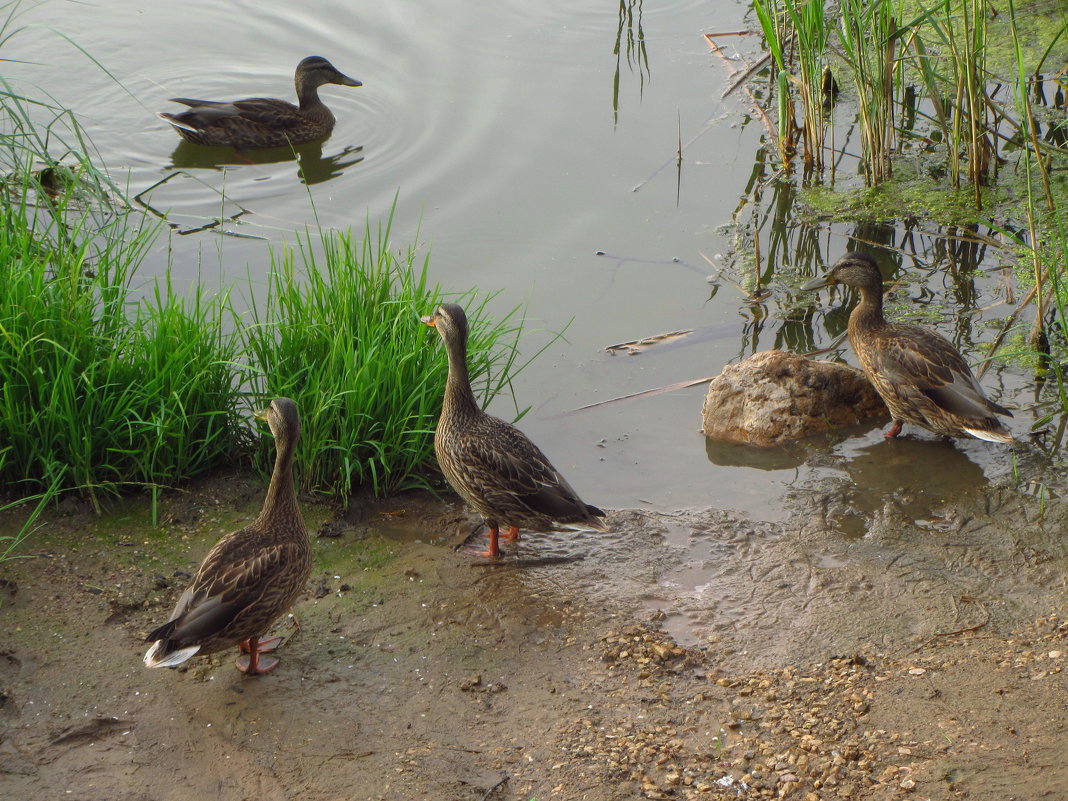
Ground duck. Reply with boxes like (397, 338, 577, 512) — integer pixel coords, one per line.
(144, 398, 312, 674)
(158, 56, 361, 149)
(803, 252, 1013, 443)
(422, 303, 609, 558)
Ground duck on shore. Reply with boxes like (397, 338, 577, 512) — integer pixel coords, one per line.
(143, 398, 311, 675)
(422, 303, 609, 558)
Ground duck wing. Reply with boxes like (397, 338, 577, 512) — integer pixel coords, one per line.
(871, 326, 1012, 419)
(466, 418, 602, 522)
(146, 533, 305, 648)
(165, 97, 305, 132)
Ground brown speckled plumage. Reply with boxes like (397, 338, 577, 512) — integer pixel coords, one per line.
(143, 398, 311, 674)
(158, 56, 361, 149)
(423, 303, 608, 558)
(803, 252, 1013, 443)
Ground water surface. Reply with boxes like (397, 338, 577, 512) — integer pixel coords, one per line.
(6, 0, 1038, 526)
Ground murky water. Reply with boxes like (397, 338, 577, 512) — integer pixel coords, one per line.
(7, 0, 1054, 635)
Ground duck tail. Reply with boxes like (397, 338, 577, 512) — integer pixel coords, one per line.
(156, 111, 200, 134)
(584, 504, 611, 531)
(963, 426, 1013, 444)
(143, 619, 200, 668)
(143, 640, 201, 668)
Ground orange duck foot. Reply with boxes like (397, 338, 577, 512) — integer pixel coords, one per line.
(239, 636, 283, 654)
(235, 639, 281, 675)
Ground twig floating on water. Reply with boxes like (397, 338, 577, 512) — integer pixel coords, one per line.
(605, 330, 694, 354)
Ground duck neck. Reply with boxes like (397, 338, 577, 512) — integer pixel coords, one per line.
(442, 336, 480, 420)
(296, 79, 324, 111)
(848, 283, 887, 336)
(259, 436, 299, 522)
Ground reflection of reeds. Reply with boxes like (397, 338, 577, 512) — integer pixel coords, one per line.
(613, 0, 649, 123)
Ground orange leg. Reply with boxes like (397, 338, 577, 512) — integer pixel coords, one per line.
(471, 525, 502, 559)
(235, 637, 280, 675)
(884, 420, 903, 438)
(239, 636, 282, 653)
(499, 525, 520, 542)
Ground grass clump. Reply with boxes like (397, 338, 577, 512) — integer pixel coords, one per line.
(244, 213, 528, 499)
(0, 191, 244, 505)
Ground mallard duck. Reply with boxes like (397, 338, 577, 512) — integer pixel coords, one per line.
(803, 252, 1013, 443)
(158, 56, 361, 149)
(422, 303, 609, 558)
(144, 398, 312, 674)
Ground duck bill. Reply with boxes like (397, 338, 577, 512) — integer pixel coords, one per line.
(801, 274, 836, 291)
(420, 314, 437, 327)
(336, 73, 363, 87)
(254, 408, 270, 422)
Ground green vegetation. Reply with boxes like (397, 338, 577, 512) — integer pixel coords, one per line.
(753, 0, 1068, 432)
(0, 16, 535, 529)
(245, 217, 527, 498)
(0, 178, 529, 510)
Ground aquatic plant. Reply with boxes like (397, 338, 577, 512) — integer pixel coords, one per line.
(837, 0, 896, 185)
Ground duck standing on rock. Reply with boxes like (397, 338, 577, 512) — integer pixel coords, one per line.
(803, 252, 1013, 443)
(144, 398, 312, 675)
(422, 303, 609, 558)
(158, 56, 361, 149)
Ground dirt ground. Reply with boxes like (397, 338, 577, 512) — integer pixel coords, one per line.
(1, 470, 1067, 801)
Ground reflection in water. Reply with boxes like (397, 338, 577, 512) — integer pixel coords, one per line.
(613, 0, 649, 124)
(167, 138, 364, 186)
(817, 436, 989, 538)
(704, 437, 812, 471)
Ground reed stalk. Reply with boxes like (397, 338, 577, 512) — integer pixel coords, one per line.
(837, 0, 897, 184)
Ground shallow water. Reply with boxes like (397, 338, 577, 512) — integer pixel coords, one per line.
(6, 2, 1045, 535)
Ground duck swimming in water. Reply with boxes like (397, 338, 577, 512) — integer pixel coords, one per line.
(158, 56, 361, 149)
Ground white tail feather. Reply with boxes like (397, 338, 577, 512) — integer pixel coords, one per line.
(156, 112, 200, 134)
(144, 641, 201, 668)
(963, 427, 1013, 444)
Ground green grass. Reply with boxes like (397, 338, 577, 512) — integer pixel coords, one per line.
(0, 186, 244, 507)
(243, 210, 530, 499)
(0, 13, 540, 519)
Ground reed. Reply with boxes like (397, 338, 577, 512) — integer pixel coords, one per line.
(783, 0, 831, 170)
(753, 0, 800, 165)
(243, 212, 531, 499)
(836, 0, 897, 184)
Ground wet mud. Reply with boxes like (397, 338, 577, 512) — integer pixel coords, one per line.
(1, 466, 1067, 800)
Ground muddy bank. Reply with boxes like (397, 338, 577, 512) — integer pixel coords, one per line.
(1, 470, 1066, 800)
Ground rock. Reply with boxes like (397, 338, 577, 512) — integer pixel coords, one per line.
(700, 350, 886, 446)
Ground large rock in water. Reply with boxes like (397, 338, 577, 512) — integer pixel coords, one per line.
(701, 350, 887, 446)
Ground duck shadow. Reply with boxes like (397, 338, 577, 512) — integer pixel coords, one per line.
(167, 138, 365, 185)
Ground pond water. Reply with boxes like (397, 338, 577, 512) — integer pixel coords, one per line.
(7, 0, 1043, 533)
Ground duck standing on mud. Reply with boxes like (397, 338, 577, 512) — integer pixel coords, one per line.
(143, 398, 311, 675)
(803, 252, 1013, 443)
(423, 303, 609, 559)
